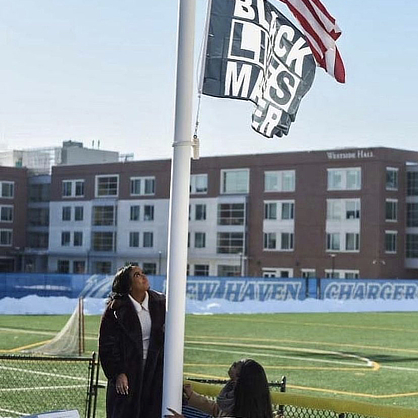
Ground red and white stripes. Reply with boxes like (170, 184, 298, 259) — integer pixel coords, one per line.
(278, 0, 346, 83)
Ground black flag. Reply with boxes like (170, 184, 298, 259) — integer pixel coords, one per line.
(202, 0, 316, 138)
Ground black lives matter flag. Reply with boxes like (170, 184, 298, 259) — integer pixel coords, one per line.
(202, 0, 316, 138)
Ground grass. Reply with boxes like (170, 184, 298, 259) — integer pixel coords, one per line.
(1, 311, 418, 416)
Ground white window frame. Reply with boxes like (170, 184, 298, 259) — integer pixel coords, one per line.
(264, 170, 295, 192)
(95, 175, 119, 198)
(143, 205, 154, 221)
(327, 168, 361, 191)
(0, 205, 13, 223)
(386, 167, 399, 191)
(190, 174, 208, 194)
(130, 176, 155, 196)
(130, 205, 140, 221)
(385, 198, 398, 222)
(220, 169, 249, 194)
(0, 229, 12, 246)
(263, 232, 294, 251)
(262, 268, 293, 278)
(62, 179, 85, 198)
(301, 269, 316, 278)
(325, 269, 359, 279)
(0, 181, 14, 198)
(345, 232, 360, 252)
(385, 230, 397, 254)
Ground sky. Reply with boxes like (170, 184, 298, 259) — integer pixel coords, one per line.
(0, 0, 417, 161)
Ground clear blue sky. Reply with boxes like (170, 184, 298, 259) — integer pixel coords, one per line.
(0, 0, 417, 160)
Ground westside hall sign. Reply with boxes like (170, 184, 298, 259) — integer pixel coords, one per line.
(202, 0, 316, 138)
(326, 150, 374, 160)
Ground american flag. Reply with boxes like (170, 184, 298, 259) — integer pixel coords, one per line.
(278, 0, 346, 83)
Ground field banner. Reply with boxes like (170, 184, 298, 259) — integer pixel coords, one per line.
(322, 279, 418, 301)
(184, 277, 305, 301)
(202, 0, 316, 138)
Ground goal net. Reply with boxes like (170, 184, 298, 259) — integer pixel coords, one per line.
(27, 297, 85, 356)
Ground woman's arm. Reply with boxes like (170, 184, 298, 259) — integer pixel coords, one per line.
(98, 308, 126, 380)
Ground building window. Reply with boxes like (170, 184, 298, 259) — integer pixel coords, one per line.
(27, 232, 48, 248)
(129, 232, 140, 248)
(217, 232, 244, 254)
(95, 261, 112, 274)
(407, 203, 418, 227)
(221, 169, 249, 194)
(281, 202, 294, 220)
(62, 180, 84, 197)
(327, 168, 361, 190)
(92, 232, 115, 251)
(61, 231, 71, 247)
(130, 177, 155, 196)
(0, 229, 12, 246)
(143, 263, 156, 275)
(327, 199, 360, 220)
(217, 265, 240, 277)
(0, 206, 13, 222)
(73, 232, 83, 247)
(144, 205, 154, 221)
(386, 167, 399, 190)
(96, 175, 118, 197)
(406, 234, 418, 258)
(345, 233, 360, 251)
(264, 170, 295, 192)
(264, 202, 277, 220)
(194, 264, 209, 276)
(407, 171, 418, 196)
(218, 203, 245, 225)
(130, 205, 140, 221)
(143, 232, 154, 248)
(262, 268, 293, 278)
(74, 206, 84, 221)
(1, 182, 14, 198)
(191, 174, 208, 194)
(57, 260, 70, 273)
(194, 232, 206, 248)
(385, 231, 397, 253)
(93, 206, 116, 226)
(326, 233, 340, 251)
(263, 232, 276, 249)
(385, 199, 398, 221)
(195, 204, 206, 221)
(62, 206, 71, 221)
(73, 261, 86, 274)
(301, 269, 316, 278)
(29, 183, 50, 202)
(281, 232, 294, 250)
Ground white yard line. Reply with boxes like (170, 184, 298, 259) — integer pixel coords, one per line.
(184, 346, 372, 368)
(0, 365, 86, 382)
(0, 407, 26, 417)
(0, 327, 97, 340)
(0, 384, 85, 392)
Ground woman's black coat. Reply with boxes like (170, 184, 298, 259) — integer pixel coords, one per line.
(99, 290, 166, 418)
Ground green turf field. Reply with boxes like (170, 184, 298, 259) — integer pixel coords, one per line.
(1, 312, 418, 416)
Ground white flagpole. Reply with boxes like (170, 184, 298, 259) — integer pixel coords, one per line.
(161, 0, 196, 415)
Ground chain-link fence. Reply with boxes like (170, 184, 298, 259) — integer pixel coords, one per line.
(0, 353, 99, 418)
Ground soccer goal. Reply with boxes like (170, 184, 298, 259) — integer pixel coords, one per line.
(27, 297, 85, 356)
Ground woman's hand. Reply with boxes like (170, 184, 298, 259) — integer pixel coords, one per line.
(116, 373, 129, 395)
(183, 384, 193, 399)
(165, 408, 185, 418)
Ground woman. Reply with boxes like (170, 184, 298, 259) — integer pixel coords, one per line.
(99, 265, 166, 418)
(179, 359, 273, 418)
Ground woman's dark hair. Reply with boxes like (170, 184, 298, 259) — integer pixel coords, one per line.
(233, 359, 273, 418)
(108, 265, 134, 305)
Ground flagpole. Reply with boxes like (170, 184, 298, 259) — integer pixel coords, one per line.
(162, 0, 196, 416)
